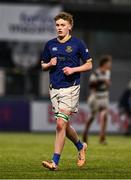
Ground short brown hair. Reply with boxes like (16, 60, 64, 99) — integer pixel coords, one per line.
(54, 12, 74, 27)
(99, 55, 112, 67)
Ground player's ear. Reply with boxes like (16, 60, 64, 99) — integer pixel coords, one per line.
(68, 23, 72, 31)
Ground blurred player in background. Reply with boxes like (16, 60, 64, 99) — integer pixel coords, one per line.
(83, 55, 112, 144)
(41, 12, 92, 170)
(119, 80, 131, 135)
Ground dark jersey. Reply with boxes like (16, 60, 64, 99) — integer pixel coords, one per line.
(42, 36, 91, 89)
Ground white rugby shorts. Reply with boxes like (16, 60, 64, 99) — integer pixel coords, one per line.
(88, 93, 109, 114)
(49, 85, 80, 114)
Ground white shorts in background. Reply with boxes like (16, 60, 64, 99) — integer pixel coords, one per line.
(49, 85, 80, 113)
(88, 93, 109, 115)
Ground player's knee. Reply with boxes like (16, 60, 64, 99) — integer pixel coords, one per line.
(56, 119, 65, 131)
(56, 111, 69, 131)
(56, 123, 63, 131)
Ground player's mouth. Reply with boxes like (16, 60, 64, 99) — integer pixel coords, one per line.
(58, 31, 63, 35)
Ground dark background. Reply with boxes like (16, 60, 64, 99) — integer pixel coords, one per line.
(0, 0, 131, 102)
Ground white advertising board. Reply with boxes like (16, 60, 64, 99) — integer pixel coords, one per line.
(0, 4, 62, 41)
(31, 101, 127, 133)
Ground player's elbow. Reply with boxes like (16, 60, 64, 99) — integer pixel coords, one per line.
(86, 60, 93, 70)
(42, 64, 47, 70)
(41, 63, 49, 71)
(89, 62, 93, 70)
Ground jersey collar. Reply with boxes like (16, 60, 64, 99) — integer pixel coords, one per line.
(57, 35, 71, 43)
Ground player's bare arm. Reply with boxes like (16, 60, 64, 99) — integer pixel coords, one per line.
(41, 57, 57, 71)
(63, 59, 92, 76)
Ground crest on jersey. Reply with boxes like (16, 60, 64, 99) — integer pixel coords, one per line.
(65, 46, 73, 53)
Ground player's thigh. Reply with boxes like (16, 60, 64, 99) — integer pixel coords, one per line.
(97, 97, 109, 110)
(49, 88, 59, 113)
(88, 94, 98, 115)
(59, 85, 80, 113)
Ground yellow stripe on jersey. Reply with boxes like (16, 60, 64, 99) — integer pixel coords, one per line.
(57, 35, 71, 43)
(86, 58, 92, 63)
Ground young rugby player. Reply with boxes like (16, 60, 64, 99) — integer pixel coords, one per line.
(41, 12, 92, 170)
(83, 55, 112, 144)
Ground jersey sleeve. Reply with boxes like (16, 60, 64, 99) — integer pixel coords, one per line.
(41, 42, 51, 63)
(79, 40, 91, 63)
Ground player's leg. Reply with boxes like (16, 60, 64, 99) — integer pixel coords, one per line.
(99, 97, 109, 144)
(42, 88, 63, 170)
(82, 114, 95, 143)
(83, 93, 97, 143)
(57, 110, 83, 151)
(53, 111, 69, 165)
(66, 122, 87, 167)
(66, 122, 79, 144)
(42, 110, 68, 170)
(54, 116, 67, 154)
(62, 85, 83, 148)
(59, 85, 81, 148)
(60, 85, 87, 167)
(99, 108, 108, 144)
(66, 122, 84, 151)
(42, 87, 78, 170)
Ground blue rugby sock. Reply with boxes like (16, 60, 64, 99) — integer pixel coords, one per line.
(52, 153, 60, 165)
(75, 140, 83, 151)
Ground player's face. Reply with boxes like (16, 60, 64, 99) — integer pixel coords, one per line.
(55, 19, 72, 38)
(105, 61, 112, 70)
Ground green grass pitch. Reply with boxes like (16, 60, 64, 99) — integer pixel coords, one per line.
(0, 133, 131, 179)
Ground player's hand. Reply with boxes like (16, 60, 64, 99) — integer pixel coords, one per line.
(63, 67, 74, 76)
(41, 58, 57, 70)
(50, 57, 57, 66)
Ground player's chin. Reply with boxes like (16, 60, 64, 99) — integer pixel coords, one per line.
(58, 33, 64, 38)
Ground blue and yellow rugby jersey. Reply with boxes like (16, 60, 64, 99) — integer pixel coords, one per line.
(42, 36, 91, 89)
